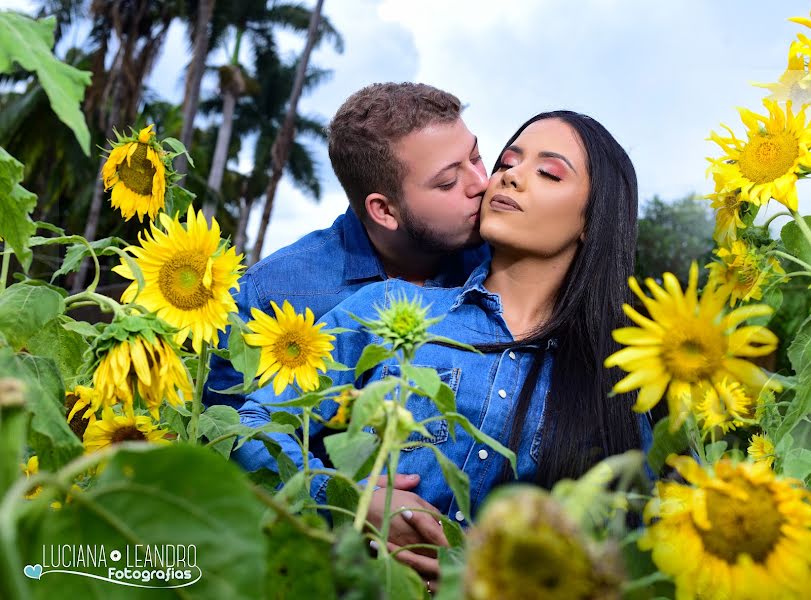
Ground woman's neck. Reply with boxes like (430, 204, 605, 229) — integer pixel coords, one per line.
(484, 248, 576, 340)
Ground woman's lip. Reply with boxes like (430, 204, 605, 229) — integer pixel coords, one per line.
(489, 194, 522, 211)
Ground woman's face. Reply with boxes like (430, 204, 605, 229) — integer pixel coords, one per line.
(480, 118, 590, 258)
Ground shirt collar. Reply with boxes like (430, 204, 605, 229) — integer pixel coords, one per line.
(448, 259, 503, 313)
(342, 207, 387, 281)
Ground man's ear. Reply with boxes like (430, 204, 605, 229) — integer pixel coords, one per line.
(365, 192, 400, 231)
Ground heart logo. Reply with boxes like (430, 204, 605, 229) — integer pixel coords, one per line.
(23, 564, 43, 580)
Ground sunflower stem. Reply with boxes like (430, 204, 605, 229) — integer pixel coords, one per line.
(353, 408, 397, 535)
(188, 342, 209, 444)
(380, 446, 401, 550)
(761, 211, 792, 230)
(767, 250, 811, 272)
(64, 290, 125, 317)
(0, 247, 9, 294)
(302, 407, 311, 476)
(790, 209, 811, 251)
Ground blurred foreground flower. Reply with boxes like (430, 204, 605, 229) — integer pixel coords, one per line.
(113, 206, 244, 353)
(639, 455, 811, 600)
(708, 100, 811, 211)
(465, 485, 623, 600)
(243, 300, 335, 395)
(604, 263, 779, 430)
(102, 124, 167, 222)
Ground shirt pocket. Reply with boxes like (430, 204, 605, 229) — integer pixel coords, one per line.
(375, 364, 461, 450)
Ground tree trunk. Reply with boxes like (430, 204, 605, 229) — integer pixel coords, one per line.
(203, 86, 237, 220)
(234, 180, 250, 254)
(176, 0, 216, 179)
(250, 0, 324, 265)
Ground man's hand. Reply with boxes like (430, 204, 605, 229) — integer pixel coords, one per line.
(365, 474, 449, 589)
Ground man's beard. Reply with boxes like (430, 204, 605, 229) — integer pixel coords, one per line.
(399, 202, 481, 255)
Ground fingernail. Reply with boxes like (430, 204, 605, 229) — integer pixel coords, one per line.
(437, 520, 443, 527)
(407, 474, 419, 479)
(369, 540, 380, 551)
(402, 509, 414, 520)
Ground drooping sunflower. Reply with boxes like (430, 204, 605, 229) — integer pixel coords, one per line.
(65, 385, 99, 440)
(694, 378, 751, 433)
(243, 300, 335, 396)
(639, 455, 811, 600)
(706, 173, 747, 246)
(102, 124, 168, 222)
(465, 485, 624, 600)
(112, 206, 244, 353)
(83, 407, 169, 453)
(91, 318, 192, 419)
(748, 433, 776, 468)
(604, 263, 780, 429)
(708, 100, 811, 211)
(706, 241, 785, 306)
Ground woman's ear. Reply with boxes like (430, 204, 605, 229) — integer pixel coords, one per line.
(365, 193, 400, 231)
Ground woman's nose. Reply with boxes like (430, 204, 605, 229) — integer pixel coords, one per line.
(503, 168, 523, 191)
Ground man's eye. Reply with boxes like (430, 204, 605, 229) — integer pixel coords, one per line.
(471, 154, 482, 164)
(439, 180, 457, 190)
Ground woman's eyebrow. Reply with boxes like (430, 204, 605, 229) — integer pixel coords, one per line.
(505, 145, 577, 174)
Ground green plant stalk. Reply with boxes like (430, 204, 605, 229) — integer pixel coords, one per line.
(64, 290, 125, 317)
(791, 209, 811, 249)
(762, 211, 792, 229)
(380, 446, 401, 549)
(187, 343, 210, 444)
(353, 409, 397, 533)
(0, 249, 10, 294)
(302, 407, 311, 476)
(767, 250, 811, 272)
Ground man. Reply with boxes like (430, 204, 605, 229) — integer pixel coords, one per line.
(207, 82, 489, 587)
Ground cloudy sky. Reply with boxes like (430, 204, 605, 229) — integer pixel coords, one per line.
(3, 0, 811, 256)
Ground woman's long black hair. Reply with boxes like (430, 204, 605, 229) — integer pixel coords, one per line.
(484, 111, 641, 488)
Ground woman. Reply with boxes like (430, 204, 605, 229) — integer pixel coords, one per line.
(235, 111, 649, 520)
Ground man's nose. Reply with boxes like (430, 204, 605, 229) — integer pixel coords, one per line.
(466, 163, 488, 196)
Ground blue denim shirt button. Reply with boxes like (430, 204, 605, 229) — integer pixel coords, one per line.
(454, 510, 465, 522)
(497, 389, 507, 398)
(478, 449, 489, 460)
(508, 351, 516, 360)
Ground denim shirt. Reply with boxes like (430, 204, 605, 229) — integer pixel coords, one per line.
(204, 207, 489, 409)
(234, 262, 653, 523)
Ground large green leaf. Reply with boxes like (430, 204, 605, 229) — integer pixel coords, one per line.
(25, 317, 91, 389)
(0, 13, 91, 154)
(0, 283, 66, 350)
(646, 416, 689, 475)
(324, 430, 379, 480)
(0, 146, 37, 269)
(787, 315, 811, 377)
(426, 444, 470, 521)
(196, 404, 240, 456)
(16, 445, 268, 599)
(227, 313, 261, 391)
(781, 216, 811, 267)
(354, 344, 393, 379)
(264, 516, 336, 600)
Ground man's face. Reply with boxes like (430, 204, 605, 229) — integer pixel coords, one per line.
(393, 118, 488, 253)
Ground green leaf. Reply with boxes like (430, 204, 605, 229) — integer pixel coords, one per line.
(324, 430, 380, 480)
(444, 412, 516, 475)
(425, 334, 481, 354)
(425, 444, 470, 521)
(0, 13, 91, 153)
(17, 445, 267, 598)
(371, 553, 428, 600)
(247, 467, 282, 492)
(434, 547, 466, 600)
(277, 470, 310, 508)
(160, 403, 189, 441)
(705, 440, 728, 463)
(227, 312, 261, 391)
(264, 517, 336, 599)
(647, 416, 689, 474)
(783, 448, 811, 482)
(436, 515, 465, 548)
(348, 378, 398, 437)
(162, 136, 194, 167)
(59, 318, 101, 339)
(433, 382, 457, 417)
(2, 350, 83, 471)
(402, 364, 442, 397)
(0, 283, 66, 350)
(196, 404, 240, 455)
(51, 236, 127, 280)
(0, 146, 37, 269)
(258, 436, 299, 482)
(774, 377, 811, 445)
(787, 315, 811, 377)
(747, 286, 782, 327)
(325, 477, 359, 528)
(163, 184, 196, 219)
(230, 421, 296, 451)
(354, 343, 394, 379)
(25, 317, 90, 389)
(781, 216, 811, 267)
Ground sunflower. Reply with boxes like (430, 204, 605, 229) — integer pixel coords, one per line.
(83, 407, 169, 453)
(465, 485, 624, 600)
(753, 39, 811, 107)
(748, 433, 776, 468)
(706, 173, 747, 246)
(112, 206, 244, 353)
(327, 388, 359, 427)
(102, 124, 167, 222)
(65, 385, 99, 440)
(243, 300, 335, 396)
(92, 331, 191, 419)
(708, 100, 811, 211)
(352, 293, 442, 359)
(706, 241, 785, 306)
(21, 456, 43, 499)
(604, 263, 780, 429)
(639, 455, 811, 600)
(695, 378, 751, 433)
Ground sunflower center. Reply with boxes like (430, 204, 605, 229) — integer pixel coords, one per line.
(110, 425, 147, 444)
(118, 143, 155, 196)
(158, 251, 214, 311)
(391, 311, 421, 337)
(660, 322, 726, 382)
(738, 131, 799, 184)
(272, 334, 309, 368)
(698, 476, 783, 563)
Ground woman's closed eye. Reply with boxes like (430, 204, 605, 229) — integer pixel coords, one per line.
(538, 169, 562, 182)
